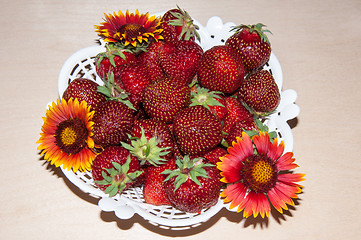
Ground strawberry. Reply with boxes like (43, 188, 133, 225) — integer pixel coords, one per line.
(200, 147, 228, 164)
(136, 41, 166, 82)
(143, 77, 191, 124)
(91, 145, 143, 196)
(96, 72, 136, 111)
(114, 64, 151, 110)
(95, 44, 137, 81)
(167, 123, 184, 158)
(143, 156, 176, 205)
(158, 40, 203, 85)
(62, 78, 106, 111)
(162, 155, 221, 213)
(190, 86, 227, 121)
(197, 45, 244, 94)
(160, 6, 200, 42)
(121, 119, 174, 166)
(224, 118, 257, 147)
(226, 23, 272, 73)
(173, 105, 223, 155)
(221, 96, 254, 135)
(92, 100, 135, 147)
(237, 69, 280, 115)
(224, 117, 279, 147)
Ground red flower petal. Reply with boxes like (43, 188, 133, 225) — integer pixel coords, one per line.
(253, 131, 270, 155)
(227, 132, 253, 161)
(267, 138, 285, 161)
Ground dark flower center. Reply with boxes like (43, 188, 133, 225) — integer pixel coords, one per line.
(241, 154, 278, 193)
(118, 23, 147, 40)
(55, 118, 88, 154)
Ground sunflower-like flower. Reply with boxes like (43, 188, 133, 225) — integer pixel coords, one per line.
(217, 131, 305, 218)
(37, 98, 96, 172)
(95, 9, 163, 51)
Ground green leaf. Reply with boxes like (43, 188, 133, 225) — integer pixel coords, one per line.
(94, 179, 108, 185)
(101, 170, 112, 182)
(112, 162, 122, 172)
(162, 169, 181, 182)
(105, 184, 117, 196)
(145, 144, 151, 157)
(122, 154, 131, 174)
(120, 141, 134, 151)
(221, 139, 229, 148)
(109, 185, 119, 197)
(268, 131, 277, 140)
(174, 174, 188, 191)
(128, 170, 144, 180)
(122, 100, 136, 111)
(189, 170, 201, 187)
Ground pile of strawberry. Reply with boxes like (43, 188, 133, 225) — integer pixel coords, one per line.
(62, 7, 281, 213)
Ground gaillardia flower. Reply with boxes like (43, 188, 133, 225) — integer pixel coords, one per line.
(217, 131, 305, 218)
(95, 9, 163, 50)
(37, 98, 96, 172)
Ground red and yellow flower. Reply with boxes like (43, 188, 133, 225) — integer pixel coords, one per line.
(217, 131, 305, 218)
(37, 98, 96, 172)
(95, 9, 163, 49)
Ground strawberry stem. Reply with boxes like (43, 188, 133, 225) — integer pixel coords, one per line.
(162, 155, 214, 191)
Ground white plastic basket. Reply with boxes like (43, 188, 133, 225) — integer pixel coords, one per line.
(58, 15, 300, 230)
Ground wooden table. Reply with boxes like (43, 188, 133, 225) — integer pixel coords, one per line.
(1, 0, 360, 239)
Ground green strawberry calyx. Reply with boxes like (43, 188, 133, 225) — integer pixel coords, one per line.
(243, 117, 277, 140)
(121, 127, 171, 166)
(190, 87, 225, 113)
(94, 155, 143, 197)
(162, 155, 214, 191)
(97, 71, 136, 110)
(168, 5, 201, 42)
(221, 117, 277, 148)
(230, 23, 272, 43)
(95, 43, 129, 68)
(240, 99, 277, 118)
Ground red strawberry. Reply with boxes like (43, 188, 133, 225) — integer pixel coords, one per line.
(143, 156, 176, 205)
(167, 123, 184, 158)
(200, 147, 228, 164)
(92, 100, 135, 147)
(95, 44, 137, 80)
(226, 23, 272, 73)
(173, 105, 223, 155)
(114, 64, 151, 110)
(136, 41, 166, 82)
(160, 6, 200, 42)
(62, 78, 106, 111)
(162, 155, 221, 213)
(121, 119, 174, 166)
(224, 118, 257, 147)
(190, 86, 227, 121)
(197, 45, 244, 94)
(237, 69, 280, 115)
(143, 77, 191, 124)
(91, 146, 143, 196)
(158, 40, 203, 85)
(222, 96, 254, 135)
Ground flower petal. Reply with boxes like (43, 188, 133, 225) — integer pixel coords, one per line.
(276, 152, 299, 171)
(267, 187, 286, 214)
(267, 138, 285, 161)
(227, 132, 253, 161)
(278, 173, 306, 187)
(217, 154, 243, 183)
(221, 182, 247, 210)
(253, 131, 270, 155)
